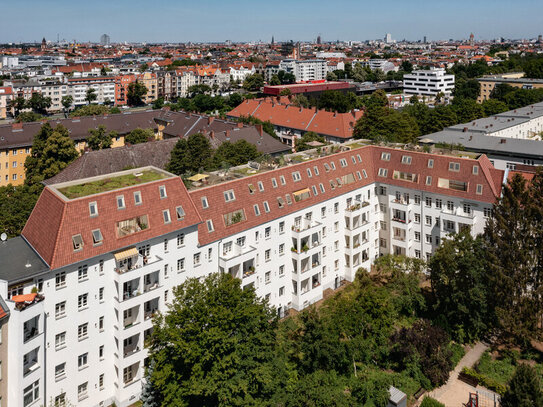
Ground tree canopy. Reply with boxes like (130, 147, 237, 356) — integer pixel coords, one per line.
(166, 133, 213, 175)
(87, 125, 114, 150)
(127, 81, 148, 106)
(501, 364, 543, 407)
(125, 128, 154, 145)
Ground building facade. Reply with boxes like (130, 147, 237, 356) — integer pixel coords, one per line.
(278, 59, 328, 82)
(403, 68, 455, 97)
(0, 145, 504, 407)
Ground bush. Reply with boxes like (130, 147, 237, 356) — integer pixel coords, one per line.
(420, 396, 445, 407)
(461, 367, 507, 395)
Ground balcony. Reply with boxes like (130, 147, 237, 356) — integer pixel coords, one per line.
(11, 293, 44, 312)
(346, 199, 370, 213)
(143, 271, 160, 293)
(114, 251, 162, 275)
(23, 316, 40, 343)
(291, 219, 321, 237)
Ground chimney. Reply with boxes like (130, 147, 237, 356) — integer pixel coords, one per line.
(208, 116, 214, 125)
(12, 122, 23, 130)
(237, 122, 243, 128)
(255, 124, 263, 138)
(209, 130, 215, 139)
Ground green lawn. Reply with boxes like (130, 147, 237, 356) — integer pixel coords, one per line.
(59, 170, 167, 199)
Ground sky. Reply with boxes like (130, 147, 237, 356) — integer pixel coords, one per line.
(2, 0, 543, 44)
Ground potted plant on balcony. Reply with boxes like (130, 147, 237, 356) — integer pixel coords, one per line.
(302, 244, 309, 252)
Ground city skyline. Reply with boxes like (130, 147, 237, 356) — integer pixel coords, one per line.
(2, 0, 543, 44)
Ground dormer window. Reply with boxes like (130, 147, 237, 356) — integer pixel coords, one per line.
(473, 166, 479, 175)
(72, 234, 83, 251)
(248, 184, 255, 194)
(206, 220, 214, 232)
(159, 185, 167, 199)
(224, 190, 236, 202)
(117, 195, 125, 209)
(92, 229, 103, 245)
(176, 206, 185, 220)
(163, 209, 171, 224)
(134, 191, 142, 205)
(89, 202, 98, 217)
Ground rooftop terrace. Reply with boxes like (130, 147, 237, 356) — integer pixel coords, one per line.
(53, 167, 171, 199)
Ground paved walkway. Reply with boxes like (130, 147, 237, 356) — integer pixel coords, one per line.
(423, 342, 489, 406)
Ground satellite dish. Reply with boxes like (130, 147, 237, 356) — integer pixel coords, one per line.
(0, 233, 6, 241)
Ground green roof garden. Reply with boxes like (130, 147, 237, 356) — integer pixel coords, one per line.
(57, 169, 169, 199)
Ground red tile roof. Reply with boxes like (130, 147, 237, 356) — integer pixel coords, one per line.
(22, 171, 202, 270)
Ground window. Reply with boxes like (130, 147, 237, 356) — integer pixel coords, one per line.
(476, 184, 483, 195)
(55, 272, 66, 289)
(340, 158, 348, 167)
(472, 165, 479, 175)
(381, 152, 391, 161)
(99, 345, 104, 359)
(237, 236, 246, 247)
(117, 195, 125, 209)
(334, 221, 339, 232)
(414, 213, 420, 223)
(177, 258, 185, 272)
(447, 201, 454, 211)
(279, 221, 285, 233)
(265, 226, 271, 238)
(285, 194, 292, 205)
(72, 234, 83, 251)
(133, 191, 142, 205)
(224, 189, 236, 202)
(271, 178, 278, 188)
(162, 209, 171, 224)
(311, 185, 318, 196)
(159, 185, 167, 198)
(55, 332, 66, 349)
(435, 199, 442, 209)
(319, 183, 325, 193)
(99, 316, 104, 331)
(78, 382, 88, 400)
(89, 201, 98, 217)
(78, 353, 88, 369)
(427, 159, 434, 168)
(78, 323, 88, 340)
(177, 233, 185, 246)
(356, 171, 362, 180)
(292, 171, 301, 182)
(99, 374, 104, 389)
(330, 161, 336, 170)
(193, 252, 201, 265)
(92, 229, 103, 245)
(279, 244, 285, 255)
(426, 234, 432, 243)
(277, 196, 285, 208)
(265, 249, 271, 261)
(23, 380, 39, 407)
(176, 206, 185, 220)
(378, 168, 388, 177)
(448, 162, 460, 172)
(254, 204, 261, 215)
(279, 175, 286, 185)
(248, 184, 255, 194)
(55, 302, 66, 319)
(351, 156, 357, 164)
(99, 287, 104, 301)
(324, 163, 330, 172)
(313, 166, 320, 175)
(484, 207, 492, 217)
(78, 265, 88, 281)
(78, 294, 88, 309)
(362, 169, 368, 178)
(334, 202, 339, 213)
(201, 196, 209, 209)
(263, 201, 270, 213)
(206, 219, 214, 232)
(415, 232, 420, 242)
(401, 155, 412, 165)
(356, 154, 362, 163)
(257, 181, 265, 192)
(425, 176, 432, 185)
(425, 197, 432, 207)
(444, 220, 455, 231)
(414, 195, 421, 204)
(463, 204, 471, 215)
(279, 286, 285, 296)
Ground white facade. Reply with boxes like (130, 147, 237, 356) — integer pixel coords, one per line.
(279, 59, 327, 82)
(0, 149, 499, 407)
(403, 68, 455, 96)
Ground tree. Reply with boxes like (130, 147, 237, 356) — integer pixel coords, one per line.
(295, 131, 325, 152)
(429, 230, 492, 342)
(326, 71, 338, 81)
(351, 63, 368, 82)
(400, 60, 413, 73)
(85, 88, 97, 104)
(152, 97, 165, 110)
(100, 66, 108, 76)
(27, 92, 52, 114)
(354, 105, 419, 143)
(451, 98, 484, 123)
(140, 63, 148, 73)
(279, 88, 292, 96)
(15, 112, 43, 123)
(277, 70, 296, 84)
(9, 96, 28, 116)
(285, 370, 352, 407)
(484, 172, 543, 343)
(187, 84, 212, 96)
(127, 81, 148, 106)
(243, 73, 264, 91)
(453, 78, 480, 100)
(269, 74, 281, 86)
(61, 95, 73, 112)
(166, 133, 213, 175)
(0, 184, 41, 237)
(69, 104, 109, 117)
(87, 125, 113, 150)
(212, 140, 261, 169)
(501, 364, 543, 407)
(146, 273, 283, 406)
(24, 124, 78, 185)
(125, 128, 154, 145)
(481, 99, 509, 116)
(316, 91, 361, 113)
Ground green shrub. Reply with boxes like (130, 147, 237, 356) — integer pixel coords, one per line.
(420, 396, 445, 407)
(461, 366, 507, 395)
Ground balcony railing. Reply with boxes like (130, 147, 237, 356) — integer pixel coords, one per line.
(23, 327, 39, 343)
(144, 310, 158, 320)
(11, 293, 44, 311)
(124, 346, 140, 358)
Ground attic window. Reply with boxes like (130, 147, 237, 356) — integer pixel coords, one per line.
(176, 206, 185, 220)
(324, 163, 330, 172)
(224, 189, 236, 202)
(163, 209, 171, 224)
(476, 184, 483, 195)
(292, 171, 301, 182)
(248, 184, 255, 194)
(254, 204, 261, 216)
(293, 188, 311, 202)
(257, 181, 264, 192)
(313, 166, 319, 176)
(362, 169, 368, 178)
(263, 201, 271, 213)
(134, 191, 142, 205)
(271, 178, 278, 188)
(448, 162, 460, 172)
(311, 185, 318, 196)
(224, 209, 246, 227)
(92, 229, 103, 245)
(378, 168, 388, 178)
(89, 201, 98, 217)
(277, 197, 285, 208)
(401, 155, 412, 165)
(356, 154, 362, 163)
(201, 196, 209, 209)
(351, 156, 356, 164)
(72, 234, 83, 251)
(319, 183, 325, 193)
(117, 195, 125, 209)
(381, 152, 391, 161)
(356, 171, 362, 180)
(306, 168, 312, 178)
(473, 166, 479, 175)
(279, 175, 286, 185)
(206, 220, 214, 233)
(340, 158, 348, 167)
(428, 159, 434, 168)
(285, 194, 292, 205)
(426, 176, 432, 185)
(330, 162, 336, 170)
(159, 185, 167, 199)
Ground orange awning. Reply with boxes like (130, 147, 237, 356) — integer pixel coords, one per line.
(12, 293, 37, 303)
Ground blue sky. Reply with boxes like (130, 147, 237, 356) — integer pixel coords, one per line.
(2, 0, 542, 43)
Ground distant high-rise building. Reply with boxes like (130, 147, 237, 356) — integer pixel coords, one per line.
(41, 37, 46, 51)
(469, 33, 475, 45)
(271, 35, 274, 45)
(423, 36, 427, 44)
(316, 35, 321, 45)
(384, 33, 393, 44)
(280, 40, 294, 57)
(100, 34, 111, 46)
(538, 34, 542, 43)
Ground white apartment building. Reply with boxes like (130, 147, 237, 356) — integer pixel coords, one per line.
(175, 71, 197, 98)
(0, 145, 504, 407)
(278, 59, 327, 82)
(403, 68, 455, 97)
(229, 65, 256, 83)
(66, 77, 116, 106)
